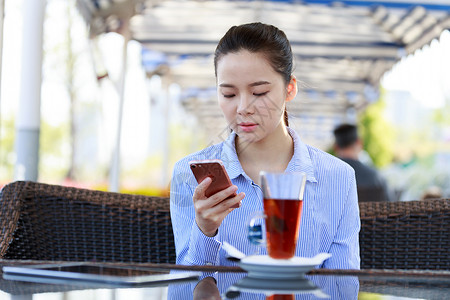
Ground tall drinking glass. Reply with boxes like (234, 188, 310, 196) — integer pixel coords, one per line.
(259, 171, 306, 259)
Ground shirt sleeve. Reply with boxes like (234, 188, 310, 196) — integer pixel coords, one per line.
(170, 161, 222, 265)
(324, 173, 361, 270)
(308, 274, 359, 299)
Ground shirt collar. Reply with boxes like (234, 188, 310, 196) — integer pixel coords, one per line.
(220, 128, 317, 183)
(286, 127, 317, 183)
(221, 131, 244, 180)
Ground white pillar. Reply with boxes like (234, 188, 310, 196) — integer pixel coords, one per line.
(109, 22, 130, 192)
(14, 0, 46, 181)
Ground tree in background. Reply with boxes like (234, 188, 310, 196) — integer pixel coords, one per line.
(0, 117, 15, 182)
(359, 89, 395, 168)
(64, 0, 78, 180)
(39, 119, 70, 180)
(41, 0, 96, 182)
(432, 96, 450, 131)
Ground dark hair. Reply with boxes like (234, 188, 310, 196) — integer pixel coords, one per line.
(214, 22, 293, 126)
(333, 124, 358, 148)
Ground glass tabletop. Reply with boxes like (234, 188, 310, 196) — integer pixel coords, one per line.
(0, 261, 448, 300)
(168, 271, 450, 300)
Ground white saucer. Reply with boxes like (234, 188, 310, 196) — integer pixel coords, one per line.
(239, 253, 331, 279)
(226, 276, 330, 298)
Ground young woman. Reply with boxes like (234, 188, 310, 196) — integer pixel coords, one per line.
(170, 22, 360, 269)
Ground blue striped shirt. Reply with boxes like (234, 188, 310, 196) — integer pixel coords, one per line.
(170, 127, 360, 269)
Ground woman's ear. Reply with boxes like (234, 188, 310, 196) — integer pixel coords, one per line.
(286, 75, 297, 102)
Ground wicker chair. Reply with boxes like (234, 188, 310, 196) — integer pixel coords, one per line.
(2, 181, 449, 271)
(359, 198, 450, 270)
(0, 181, 176, 264)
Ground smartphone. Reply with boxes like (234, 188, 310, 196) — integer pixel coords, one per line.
(189, 159, 239, 207)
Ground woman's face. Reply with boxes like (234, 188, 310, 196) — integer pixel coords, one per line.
(216, 50, 296, 144)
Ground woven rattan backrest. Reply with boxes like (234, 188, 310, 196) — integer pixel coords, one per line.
(0, 181, 175, 263)
(359, 198, 450, 270)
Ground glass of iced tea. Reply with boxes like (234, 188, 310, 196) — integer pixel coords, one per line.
(249, 171, 307, 260)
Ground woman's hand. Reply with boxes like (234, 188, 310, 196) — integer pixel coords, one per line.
(193, 177, 245, 237)
(193, 277, 220, 300)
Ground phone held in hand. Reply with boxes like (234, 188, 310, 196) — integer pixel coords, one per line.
(189, 159, 239, 207)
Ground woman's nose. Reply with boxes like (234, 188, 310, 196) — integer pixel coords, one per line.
(237, 94, 255, 115)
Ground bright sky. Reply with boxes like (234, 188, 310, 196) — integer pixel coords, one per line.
(382, 30, 450, 109)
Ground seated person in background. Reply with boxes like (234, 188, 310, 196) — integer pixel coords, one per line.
(333, 124, 391, 202)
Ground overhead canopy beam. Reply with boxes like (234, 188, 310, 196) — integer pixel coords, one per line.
(136, 39, 400, 60)
(299, 0, 450, 11)
(75, 0, 449, 149)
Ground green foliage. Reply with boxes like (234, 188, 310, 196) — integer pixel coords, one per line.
(39, 120, 71, 180)
(432, 97, 450, 126)
(91, 183, 170, 197)
(358, 292, 383, 300)
(0, 117, 16, 181)
(169, 122, 205, 165)
(0, 117, 71, 183)
(359, 90, 395, 168)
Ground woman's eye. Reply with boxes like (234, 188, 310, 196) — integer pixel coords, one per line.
(254, 92, 268, 97)
(223, 94, 235, 98)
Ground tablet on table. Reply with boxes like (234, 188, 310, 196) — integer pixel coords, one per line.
(2, 262, 200, 287)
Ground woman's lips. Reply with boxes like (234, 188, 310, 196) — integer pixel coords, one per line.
(238, 123, 258, 132)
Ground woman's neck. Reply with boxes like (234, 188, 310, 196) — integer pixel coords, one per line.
(236, 125, 294, 185)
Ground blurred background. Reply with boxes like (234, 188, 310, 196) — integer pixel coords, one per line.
(1, 0, 449, 200)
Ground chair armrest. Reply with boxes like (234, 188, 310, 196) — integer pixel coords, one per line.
(0, 181, 28, 258)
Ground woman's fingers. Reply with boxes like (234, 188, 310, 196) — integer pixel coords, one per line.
(210, 192, 245, 213)
(192, 178, 245, 237)
(196, 193, 245, 236)
(193, 177, 212, 200)
(193, 178, 240, 208)
(209, 185, 238, 206)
